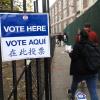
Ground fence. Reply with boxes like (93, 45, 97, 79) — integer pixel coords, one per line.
(0, 0, 55, 100)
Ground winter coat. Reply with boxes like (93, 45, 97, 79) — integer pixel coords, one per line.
(69, 41, 98, 76)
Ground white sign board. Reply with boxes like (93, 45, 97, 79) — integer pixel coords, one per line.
(0, 13, 50, 62)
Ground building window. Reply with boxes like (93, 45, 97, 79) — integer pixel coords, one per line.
(55, 4, 57, 15)
(57, 13, 62, 21)
(63, 10, 67, 18)
(55, 16, 57, 23)
(76, 0, 83, 12)
(63, 0, 67, 9)
(58, 23, 61, 33)
(55, 25, 58, 33)
(51, 26, 55, 34)
(69, 0, 74, 7)
(64, 21, 67, 28)
(52, 8, 54, 16)
(50, 16, 54, 24)
(69, 0, 74, 15)
(58, 0, 62, 12)
(69, 7, 74, 15)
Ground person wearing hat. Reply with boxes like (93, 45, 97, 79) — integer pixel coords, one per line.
(83, 23, 99, 44)
(84, 23, 100, 81)
(69, 29, 99, 100)
(75, 23, 99, 44)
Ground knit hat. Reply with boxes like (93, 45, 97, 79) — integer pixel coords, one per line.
(84, 23, 91, 28)
(80, 29, 88, 41)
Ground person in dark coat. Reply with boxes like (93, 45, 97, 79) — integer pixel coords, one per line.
(69, 29, 99, 100)
(56, 34, 64, 47)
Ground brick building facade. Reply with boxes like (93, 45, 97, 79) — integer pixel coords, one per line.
(50, 0, 98, 35)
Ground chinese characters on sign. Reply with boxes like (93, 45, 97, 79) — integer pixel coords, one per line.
(9, 47, 45, 57)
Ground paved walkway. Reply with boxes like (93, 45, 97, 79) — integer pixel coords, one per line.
(51, 45, 100, 100)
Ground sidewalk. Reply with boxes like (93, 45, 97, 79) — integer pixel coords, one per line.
(51, 45, 100, 100)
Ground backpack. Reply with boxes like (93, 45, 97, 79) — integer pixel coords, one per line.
(82, 41, 100, 72)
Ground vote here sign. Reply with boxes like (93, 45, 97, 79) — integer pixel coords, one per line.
(0, 13, 50, 62)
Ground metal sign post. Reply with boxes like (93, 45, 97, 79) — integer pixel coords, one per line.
(34, 1, 42, 100)
(10, 1, 18, 100)
(22, 1, 30, 99)
(42, 0, 52, 100)
(12, 61, 17, 100)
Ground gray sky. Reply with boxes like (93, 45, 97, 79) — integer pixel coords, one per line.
(49, 0, 56, 7)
